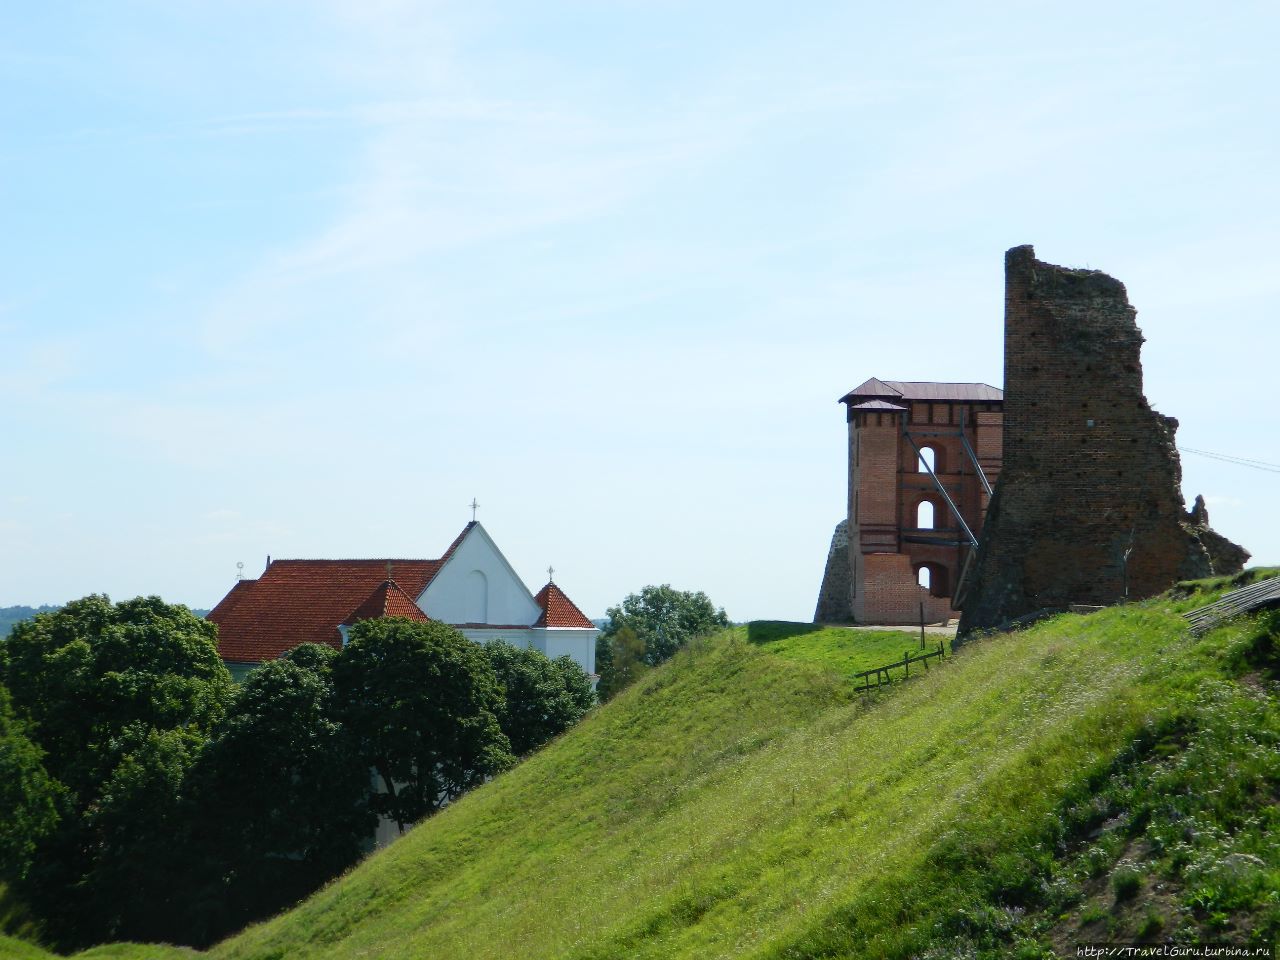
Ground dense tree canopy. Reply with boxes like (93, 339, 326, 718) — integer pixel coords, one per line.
(333, 618, 513, 831)
(596, 585, 728, 699)
(0, 595, 232, 948)
(1, 595, 230, 800)
(0, 601, 604, 947)
(0, 685, 59, 885)
(181, 643, 373, 945)
(483, 640, 594, 756)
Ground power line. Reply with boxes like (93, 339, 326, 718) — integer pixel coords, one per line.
(1182, 446, 1280, 474)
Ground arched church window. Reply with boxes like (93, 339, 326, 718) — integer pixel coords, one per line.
(465, 569, 488, 623)
(918, 446, 936, 473)
(917, 500, 935, 530)
(917, 566, 931, 590)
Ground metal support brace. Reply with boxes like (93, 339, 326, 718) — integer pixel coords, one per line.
(957, 408, 993, 498)
(902, 424, 979, 548)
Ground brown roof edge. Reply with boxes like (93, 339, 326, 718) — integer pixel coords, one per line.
(840, 380, 1003, 404)
(440, 521, 477, 563)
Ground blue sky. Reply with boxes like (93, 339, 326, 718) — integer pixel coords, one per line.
(3, 1, 1277, 622)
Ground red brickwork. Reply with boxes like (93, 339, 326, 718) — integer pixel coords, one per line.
(956, 246, 1227, 636)
(820, 381, 1004, 625)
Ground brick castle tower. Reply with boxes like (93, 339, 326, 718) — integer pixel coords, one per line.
(815, 380, 1003, 625)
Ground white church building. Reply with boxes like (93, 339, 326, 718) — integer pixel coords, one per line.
(208, 521, 598, 682)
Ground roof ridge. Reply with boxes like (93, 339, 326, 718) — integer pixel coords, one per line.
(440, 521, 477, 563)
(269, 557, 435, 564)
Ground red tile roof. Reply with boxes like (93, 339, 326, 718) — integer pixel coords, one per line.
(342, 580, 430, 626)
(210, 558, 443, 663)
(840, 379, 1003, 404)
(533, 582, 596, 629)
(208, 522, 599, 663)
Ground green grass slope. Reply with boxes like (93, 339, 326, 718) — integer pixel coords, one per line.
(746, 621, 949, 679)
(209, 592, 1277, 959)
(6, 582, 1276, 959)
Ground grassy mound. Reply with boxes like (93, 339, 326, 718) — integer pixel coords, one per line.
(212, 594, 1275, 958)
(747, 621, 949, 679)
(8, 585, 1278, 958)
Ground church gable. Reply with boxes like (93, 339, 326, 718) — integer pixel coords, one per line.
(418, 523, 542, 627)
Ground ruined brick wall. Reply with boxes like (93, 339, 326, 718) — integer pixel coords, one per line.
(814, 520, 853, 623)
(1187, 495, 1251, 575)
(957, 245, 1219, 635)
(854, 552, 955, 626)
(833, 403, 993, 626)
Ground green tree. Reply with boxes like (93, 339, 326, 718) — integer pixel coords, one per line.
(483, 641, 594, 756)
(0, 595, 232, 948)
(595, 586, 729, 698)
(596, 625, 648, 701)
(0, 685, 59, 886)
(2, 595, 230, 800)
(180, 643, 373, 946)
(334, 618, 513, 832)
(82, 724, 204, 943)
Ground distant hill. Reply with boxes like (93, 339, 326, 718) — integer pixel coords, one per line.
(0, 605, 209, 640)
(0, 606, 60, 639)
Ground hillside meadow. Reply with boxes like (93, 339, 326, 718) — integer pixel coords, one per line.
(6, 578, 1278, 958)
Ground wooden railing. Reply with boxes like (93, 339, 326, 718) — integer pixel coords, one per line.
(853, 642, 946, 693)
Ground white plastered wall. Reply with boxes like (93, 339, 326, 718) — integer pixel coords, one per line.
(539, 628, 597, 675)
(456, 626, 596, 678)
(418, 524, 541, 628)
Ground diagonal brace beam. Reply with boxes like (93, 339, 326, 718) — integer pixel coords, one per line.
(902, 427, 978, 548)
(957, 407, 993, 497)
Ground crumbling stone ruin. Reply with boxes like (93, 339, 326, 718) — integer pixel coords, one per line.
(955, 245, 1248, 637)
(1186, 494, 1251, 575)
(814, 520, 853, 623)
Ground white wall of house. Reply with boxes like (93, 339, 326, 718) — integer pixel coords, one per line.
(457, 626, 596, 678)
(540, 628, 597, 674)
(458, 626, 540, 650)
(419, 525, 542, 627)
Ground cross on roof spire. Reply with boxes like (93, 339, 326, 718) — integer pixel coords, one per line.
(547, 565, 555, 583)
(470, 497, 480, 522)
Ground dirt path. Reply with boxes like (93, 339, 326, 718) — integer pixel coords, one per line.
(837, 623, 958, 637)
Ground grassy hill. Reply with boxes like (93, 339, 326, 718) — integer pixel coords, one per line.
(8, 583, 1278, 958)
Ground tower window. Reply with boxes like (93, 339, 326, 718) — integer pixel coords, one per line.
(917, 501, 935, 530)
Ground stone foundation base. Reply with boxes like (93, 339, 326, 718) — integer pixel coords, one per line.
(814, 520, 854, 623)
